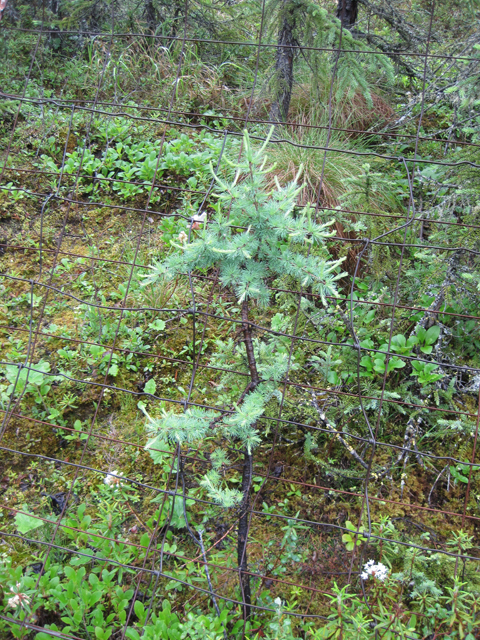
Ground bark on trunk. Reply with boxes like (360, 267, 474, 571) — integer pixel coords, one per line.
(336, 0, 358, 28)
(169, 3, 183, 43)
(47, 0, 63, 51)
(236, 300, 259, 620)
(242, 300, 260, 386)
(144, 0, 157, 34)
(269, 1, 296, 124)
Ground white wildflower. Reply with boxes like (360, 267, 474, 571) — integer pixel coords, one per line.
(104, 470, 124, 490)
(189, 211, 207, 229)
(190, 211, 207, 224)
(8, 584, 30, 609)
(178, 231, 188, 243)
(8, 595, 21, 608)
(360, 559, 389, 582)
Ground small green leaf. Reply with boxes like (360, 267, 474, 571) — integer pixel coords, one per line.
(391, 334, 406, 348)
(425, 325, 440, 345)
(450, 466, 469, 483)
(387, 357, 406, 373)
(149, 319, 165, 331)
(360, 356, 374, 373)
(360, 338, 374, 349)
(15, 509, 44, 534)
(134, 600, 145, 620)
(144, 379, 156, 395)
(146, 437, 170, 463)
(417, 327, 426, 342)
(327, 371, 339, 384)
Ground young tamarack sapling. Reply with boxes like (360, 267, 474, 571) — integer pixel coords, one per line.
(141, 127, 346, 618)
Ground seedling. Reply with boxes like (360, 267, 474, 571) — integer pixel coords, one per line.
(410, 361, 444, 385)
(342, 520, 368, 551)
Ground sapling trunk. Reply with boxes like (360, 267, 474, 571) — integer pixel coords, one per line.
(242, 300, 260, 388)
(146, 128, 346, 624)
(237, 448, 253, 619)
(237, 300, 260, 620)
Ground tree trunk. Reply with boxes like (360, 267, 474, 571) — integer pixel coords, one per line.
(269, 0, 296, 124)
(144, 0, 157, 34)
(169, 3, 183, 44)
(336, 0, 358, 29)
(47, 0, 63, 51)
(236, 300, 259, 621)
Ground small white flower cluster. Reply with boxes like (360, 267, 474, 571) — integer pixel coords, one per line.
(8, 583, 30, 609)
(191, 211, 207, 224)
(104, 470, 124, 490)
(178, 231, 188, 243)
(361, 559, 389, 582)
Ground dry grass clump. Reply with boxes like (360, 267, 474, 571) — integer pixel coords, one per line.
(263, 98, 398, 273)
(265, 110, 364, 208)
(289, 82, 394, 134)
(245, 75, 393, 134)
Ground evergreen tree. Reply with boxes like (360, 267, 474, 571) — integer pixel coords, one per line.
(142, 128, 346, 618)
(267, 0, 394, 123)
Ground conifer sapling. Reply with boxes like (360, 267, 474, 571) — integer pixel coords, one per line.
(142, 127, 346, 617)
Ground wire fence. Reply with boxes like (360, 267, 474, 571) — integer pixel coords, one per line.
(0, 0, 480, 637)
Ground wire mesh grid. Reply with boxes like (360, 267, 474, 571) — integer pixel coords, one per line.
(0, 0, 480, 637)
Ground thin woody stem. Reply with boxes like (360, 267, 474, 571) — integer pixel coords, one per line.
(237, 298, 259, 620)
(242, 299, 260, 387)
